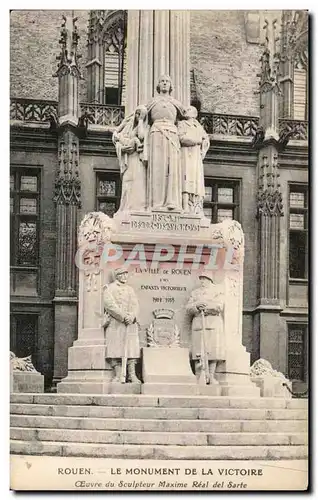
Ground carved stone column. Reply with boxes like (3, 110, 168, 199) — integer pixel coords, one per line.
(52, 16, 82, 385)
(254, 16, 284, 371)
(170, 10, 190, 104)
(58, 212, 115, 393)
(86, 11, 105, 103)
(126, 10, 190, 113)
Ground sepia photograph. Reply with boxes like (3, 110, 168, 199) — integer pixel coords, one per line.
(9, 8, 309, 491)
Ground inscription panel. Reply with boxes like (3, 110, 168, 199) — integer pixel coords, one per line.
(103, 256, 226, 349)
(117, 212, 210, 234)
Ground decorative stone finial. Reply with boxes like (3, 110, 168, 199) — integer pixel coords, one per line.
(54, 15, 82, 77)
(257, 17, 281, 95)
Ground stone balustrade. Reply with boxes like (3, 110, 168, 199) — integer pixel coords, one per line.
(10, 99, 308, 142)
(199, 112, 259, 138)
(79, 103, 125, 128)
(279, 118, 308, 141)
(10, 98, 58, 123)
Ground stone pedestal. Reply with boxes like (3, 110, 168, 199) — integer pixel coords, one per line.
(142, 347, 196, 384)
(252, 376, 292, 399)
(58, 212, 260, 397)
(12, 372, 44, 393)
(142, 347, 197, 395)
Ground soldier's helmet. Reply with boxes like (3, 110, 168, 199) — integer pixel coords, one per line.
(198, 271, 214, 283)
(114, 267, 129, 278)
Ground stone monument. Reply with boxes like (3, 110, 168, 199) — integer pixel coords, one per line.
(58, 76, 260, 397)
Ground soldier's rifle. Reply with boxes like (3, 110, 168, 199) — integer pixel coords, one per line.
(121, 320, 129, 384)
(199, 309, 210, 385)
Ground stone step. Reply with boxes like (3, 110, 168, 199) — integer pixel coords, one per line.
(10, 440, 308, 460)
(10, 393, 308, 410)
(10, 415, 307, 433)
(10, 404, 307, 421)
(10, 427, 308, 446)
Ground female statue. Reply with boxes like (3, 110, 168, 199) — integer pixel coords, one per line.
(112, 105, 148, 212)
(145, 75, 187, 211)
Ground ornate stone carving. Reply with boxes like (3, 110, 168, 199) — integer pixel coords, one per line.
(54, 16, 82, 78)
(146, 309, 180, 348)
(210, 224, 224, 242)
(10, 98, 58, 124)
(88, 10, 126, 46)
(222, 220, 244, 251)
(54, 137, 81, 206)
(257, 18, 281, 95)
(257, 190, 284, 217)
(257, 153, 283, 217)
(279, 119, 308, 141)
(79, 103, 125, 128)
(281, 11, 308, 70)
(250, 358, 288, 381)
(10, 352, 38, 373)
(251, 126, 265, 148)
(78, 212, 114, 292)
(78, 212, 114, 246)
(199, 113, 259, 137)
(86, 10, 126, 104)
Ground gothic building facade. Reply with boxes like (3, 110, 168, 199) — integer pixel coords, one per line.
(10, 10, 308, 391)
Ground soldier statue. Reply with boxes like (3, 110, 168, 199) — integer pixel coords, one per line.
(103, 267, 140, 383)
(186, 271, 225, 384)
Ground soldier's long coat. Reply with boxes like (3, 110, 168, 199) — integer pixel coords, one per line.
(186, 284, 225, 361)
(103, 281, 140, 359)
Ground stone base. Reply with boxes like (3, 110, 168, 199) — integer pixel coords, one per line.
(68, 344, 110, 371)
(11, 372, 44, 393)
(215, 344, 261, 397)
(108, 383, 141, 394)
(197, 384, 222, 396)
(57, 369, 112, 394)
(142, 383, 198, 395)
(142, 347, 196, 384)
(252, 376, 292, 399)
(219, 383, 260, 397)
(58, 378, 141, 394)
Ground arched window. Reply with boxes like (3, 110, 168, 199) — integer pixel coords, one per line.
(280, 11, 308, 120)
(293, 52, 308, 121)
(87, 10, 127, 105)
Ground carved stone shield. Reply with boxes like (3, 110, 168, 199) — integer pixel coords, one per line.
(147, 309, 180, 348)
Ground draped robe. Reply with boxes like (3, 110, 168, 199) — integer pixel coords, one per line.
(145, 96, 187, 211)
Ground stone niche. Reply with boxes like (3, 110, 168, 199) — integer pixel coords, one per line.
(58, 211, 260, 396)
